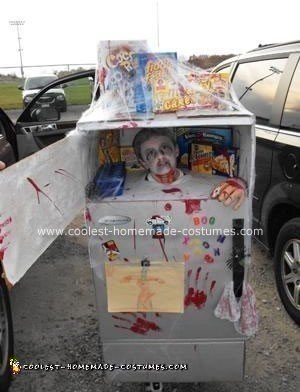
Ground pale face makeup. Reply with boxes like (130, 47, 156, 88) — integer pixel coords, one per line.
(139, 136, 178, 176)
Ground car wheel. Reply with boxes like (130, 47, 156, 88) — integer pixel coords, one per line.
(274, 218, 300, 325)
(0, 270, 13, 391)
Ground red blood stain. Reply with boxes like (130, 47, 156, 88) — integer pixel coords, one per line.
(55, 168, 77, 181)
(0, 217, 12, 229)
(0, 232, 10, 244)
(27, 177, 63, 216)
(84, 208, 92, 222)
(0, 245, 8, 260)
(184, 269, 194, 306)
(164, 203, 172, 211)
(162, 188, 182, 194)
(209, 280, 216, 295)
(184, 287, 195, 307)
(183, 200, 201, 214)
(195, 266, 201, 282)
(185, 268, 211, 309)
(114, 317, 161, 335)
(193, 290, 207, 309)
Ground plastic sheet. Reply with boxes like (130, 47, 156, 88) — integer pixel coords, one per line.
(89, 40, 237, 124)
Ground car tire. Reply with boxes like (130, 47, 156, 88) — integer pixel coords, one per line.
(274, 218, 300, 325)
(0, 268, 13, 392)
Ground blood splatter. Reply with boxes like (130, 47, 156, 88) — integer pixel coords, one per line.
(27, 177, 63, 216)
(209, 280, 216, 295)
(185, 268, 214, 310)
(184, 287, 195, 307)
(183, 200, 201, 214)
(0, 245, 9, 260)
(0, 232, 10, 244)
(164, 203, 172, 211)
(54, 168, 78, 182)
(113, 315, 161, 335)
(84, 208, 92, 222)
(184, 269, 194, 306)
(0, 217, 12, 229)
(162, 188, 182, 194)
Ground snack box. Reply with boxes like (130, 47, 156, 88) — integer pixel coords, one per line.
(120, 146, 143, 171)
(134, 52, 177, 113)
(93, 162, 126, 198)
(98, 130, 121, 165)
(189, 143, 213, 174)
(176, 127, 233, 167)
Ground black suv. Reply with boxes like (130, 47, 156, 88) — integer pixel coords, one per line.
(214, 41, 300, 325)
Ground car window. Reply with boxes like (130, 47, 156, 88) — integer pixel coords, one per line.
(24, 76, 58, 90)
(281, 60, 300, 132)
(215, 65, 232, 75)
(232, 58, 287, 125)
(27, 76, 93, 123)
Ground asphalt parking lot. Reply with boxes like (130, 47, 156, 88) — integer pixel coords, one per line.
(8, 217, 300, 392)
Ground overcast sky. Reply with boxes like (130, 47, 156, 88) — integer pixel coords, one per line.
(0, 0, 299, 75)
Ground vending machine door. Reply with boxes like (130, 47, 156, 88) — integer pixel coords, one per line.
(0, 131, 90, 285)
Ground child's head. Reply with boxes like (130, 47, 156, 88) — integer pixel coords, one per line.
(132, 128, 179, 177)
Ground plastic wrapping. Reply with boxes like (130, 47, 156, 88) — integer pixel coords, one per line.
(87, 40, 238, 124)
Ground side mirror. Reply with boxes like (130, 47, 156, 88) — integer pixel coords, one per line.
(61, 83, 68, 88)
(18, 85, 24, 90)
(30, 107, 60, 122)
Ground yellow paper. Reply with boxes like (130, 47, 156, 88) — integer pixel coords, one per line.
(105, 263, 184, 313)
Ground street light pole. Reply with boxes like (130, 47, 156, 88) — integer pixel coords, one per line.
(156, 1, 160, 49)
(9, 20, 25, 79)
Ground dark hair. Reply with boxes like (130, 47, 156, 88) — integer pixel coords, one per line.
(132, 128, 176, 161)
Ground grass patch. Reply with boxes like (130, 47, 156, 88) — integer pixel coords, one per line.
(65, 84, 91, 105)
(0, 79, 92, 110)
(0, 82, 23, 109)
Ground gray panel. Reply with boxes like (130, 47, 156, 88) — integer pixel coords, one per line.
(103, 340, 245, 382)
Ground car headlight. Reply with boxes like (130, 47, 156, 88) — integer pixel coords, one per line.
(24, 95, 33, 103)
(56, 94, 65, 101)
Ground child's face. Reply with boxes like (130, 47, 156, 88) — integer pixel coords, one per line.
(140, 136, 178, 175)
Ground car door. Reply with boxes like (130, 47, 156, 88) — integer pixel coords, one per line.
(0, 108, 17, 166)
(271, 54, 300, 205)
(230, 56, 289, 231)
(15, 69, 95, 159)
